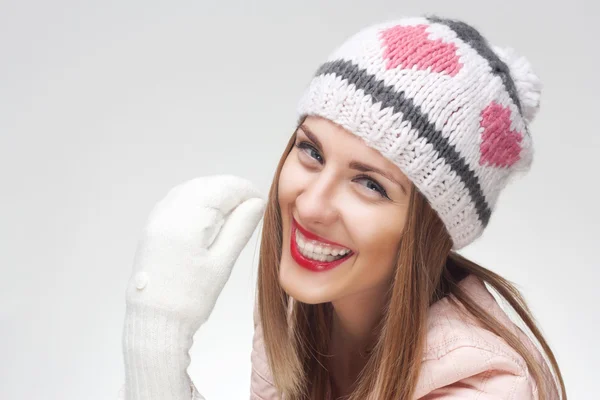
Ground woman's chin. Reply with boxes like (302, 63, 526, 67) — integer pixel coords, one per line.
(278, 262, 334, 305)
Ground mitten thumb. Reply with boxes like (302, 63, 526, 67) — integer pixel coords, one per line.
(209, 197, 266, 267)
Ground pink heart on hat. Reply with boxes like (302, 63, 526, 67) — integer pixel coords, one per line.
(380, 24, 462, 76)
(479, 101, 523, 168)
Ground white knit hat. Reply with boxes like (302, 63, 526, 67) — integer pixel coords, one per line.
(296, 15, 542, 250)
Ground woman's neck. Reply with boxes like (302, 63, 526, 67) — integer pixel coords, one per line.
(328, 284, 388, 396)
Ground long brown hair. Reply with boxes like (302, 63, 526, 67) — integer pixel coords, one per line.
(257, 121, 566, 399)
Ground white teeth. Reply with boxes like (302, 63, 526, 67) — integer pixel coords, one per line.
(315, 246, 333, 255)
(308, 250, 342, 262)
(294, 229, 351, 262)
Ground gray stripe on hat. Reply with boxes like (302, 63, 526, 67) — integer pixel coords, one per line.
(425, 15, 523, 116)
(313, 59, 492, 227)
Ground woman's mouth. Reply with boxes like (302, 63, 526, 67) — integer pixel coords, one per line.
(290, 217, 354, 272)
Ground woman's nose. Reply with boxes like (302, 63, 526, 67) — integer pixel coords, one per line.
(295, 174, 339, 226)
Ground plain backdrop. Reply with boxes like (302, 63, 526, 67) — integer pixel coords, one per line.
(1, 1, 598, 399)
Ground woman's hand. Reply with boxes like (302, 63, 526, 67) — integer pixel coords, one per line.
(121, 175, 266, 400)
(125, 174, 266, 337)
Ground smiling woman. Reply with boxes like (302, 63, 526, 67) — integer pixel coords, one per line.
(278, 116, 411, 303)
(252, 14, 566, 400)
(119, 13, 566, 400)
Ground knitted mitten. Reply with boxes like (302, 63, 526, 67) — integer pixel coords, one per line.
(118, 175, 266, 400)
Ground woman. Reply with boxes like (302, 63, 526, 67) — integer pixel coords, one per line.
(119, 15, 566, 400)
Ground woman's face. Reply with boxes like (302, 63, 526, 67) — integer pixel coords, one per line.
(278, 116, 412, 304)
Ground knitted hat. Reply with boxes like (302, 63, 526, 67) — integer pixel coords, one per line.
(296, 15, 542, 250)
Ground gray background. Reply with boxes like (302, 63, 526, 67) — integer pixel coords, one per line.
(1, 1, 597, 399)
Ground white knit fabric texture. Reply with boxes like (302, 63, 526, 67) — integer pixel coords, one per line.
(117, 176, 265, 400)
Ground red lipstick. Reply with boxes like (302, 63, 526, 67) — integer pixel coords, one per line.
(290, 217, 353, 272)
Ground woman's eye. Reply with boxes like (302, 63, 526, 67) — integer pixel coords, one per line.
(354, 176, 389, 198)
(296, 141, 323, 164)
(295, 141, 389, 200)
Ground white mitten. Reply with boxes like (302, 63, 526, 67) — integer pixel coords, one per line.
(120, 175, 266, 400)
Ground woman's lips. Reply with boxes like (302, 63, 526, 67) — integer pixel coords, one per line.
(290, 218, 353, 272)
(292, 216, 349, 248)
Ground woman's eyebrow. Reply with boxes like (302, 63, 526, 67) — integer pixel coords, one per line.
(298, 124, 408, 195)
(298, 124, 322, 149)
(348, 161, 408, 195)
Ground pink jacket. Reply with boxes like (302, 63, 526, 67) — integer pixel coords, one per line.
(249, 274, 558, 399)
